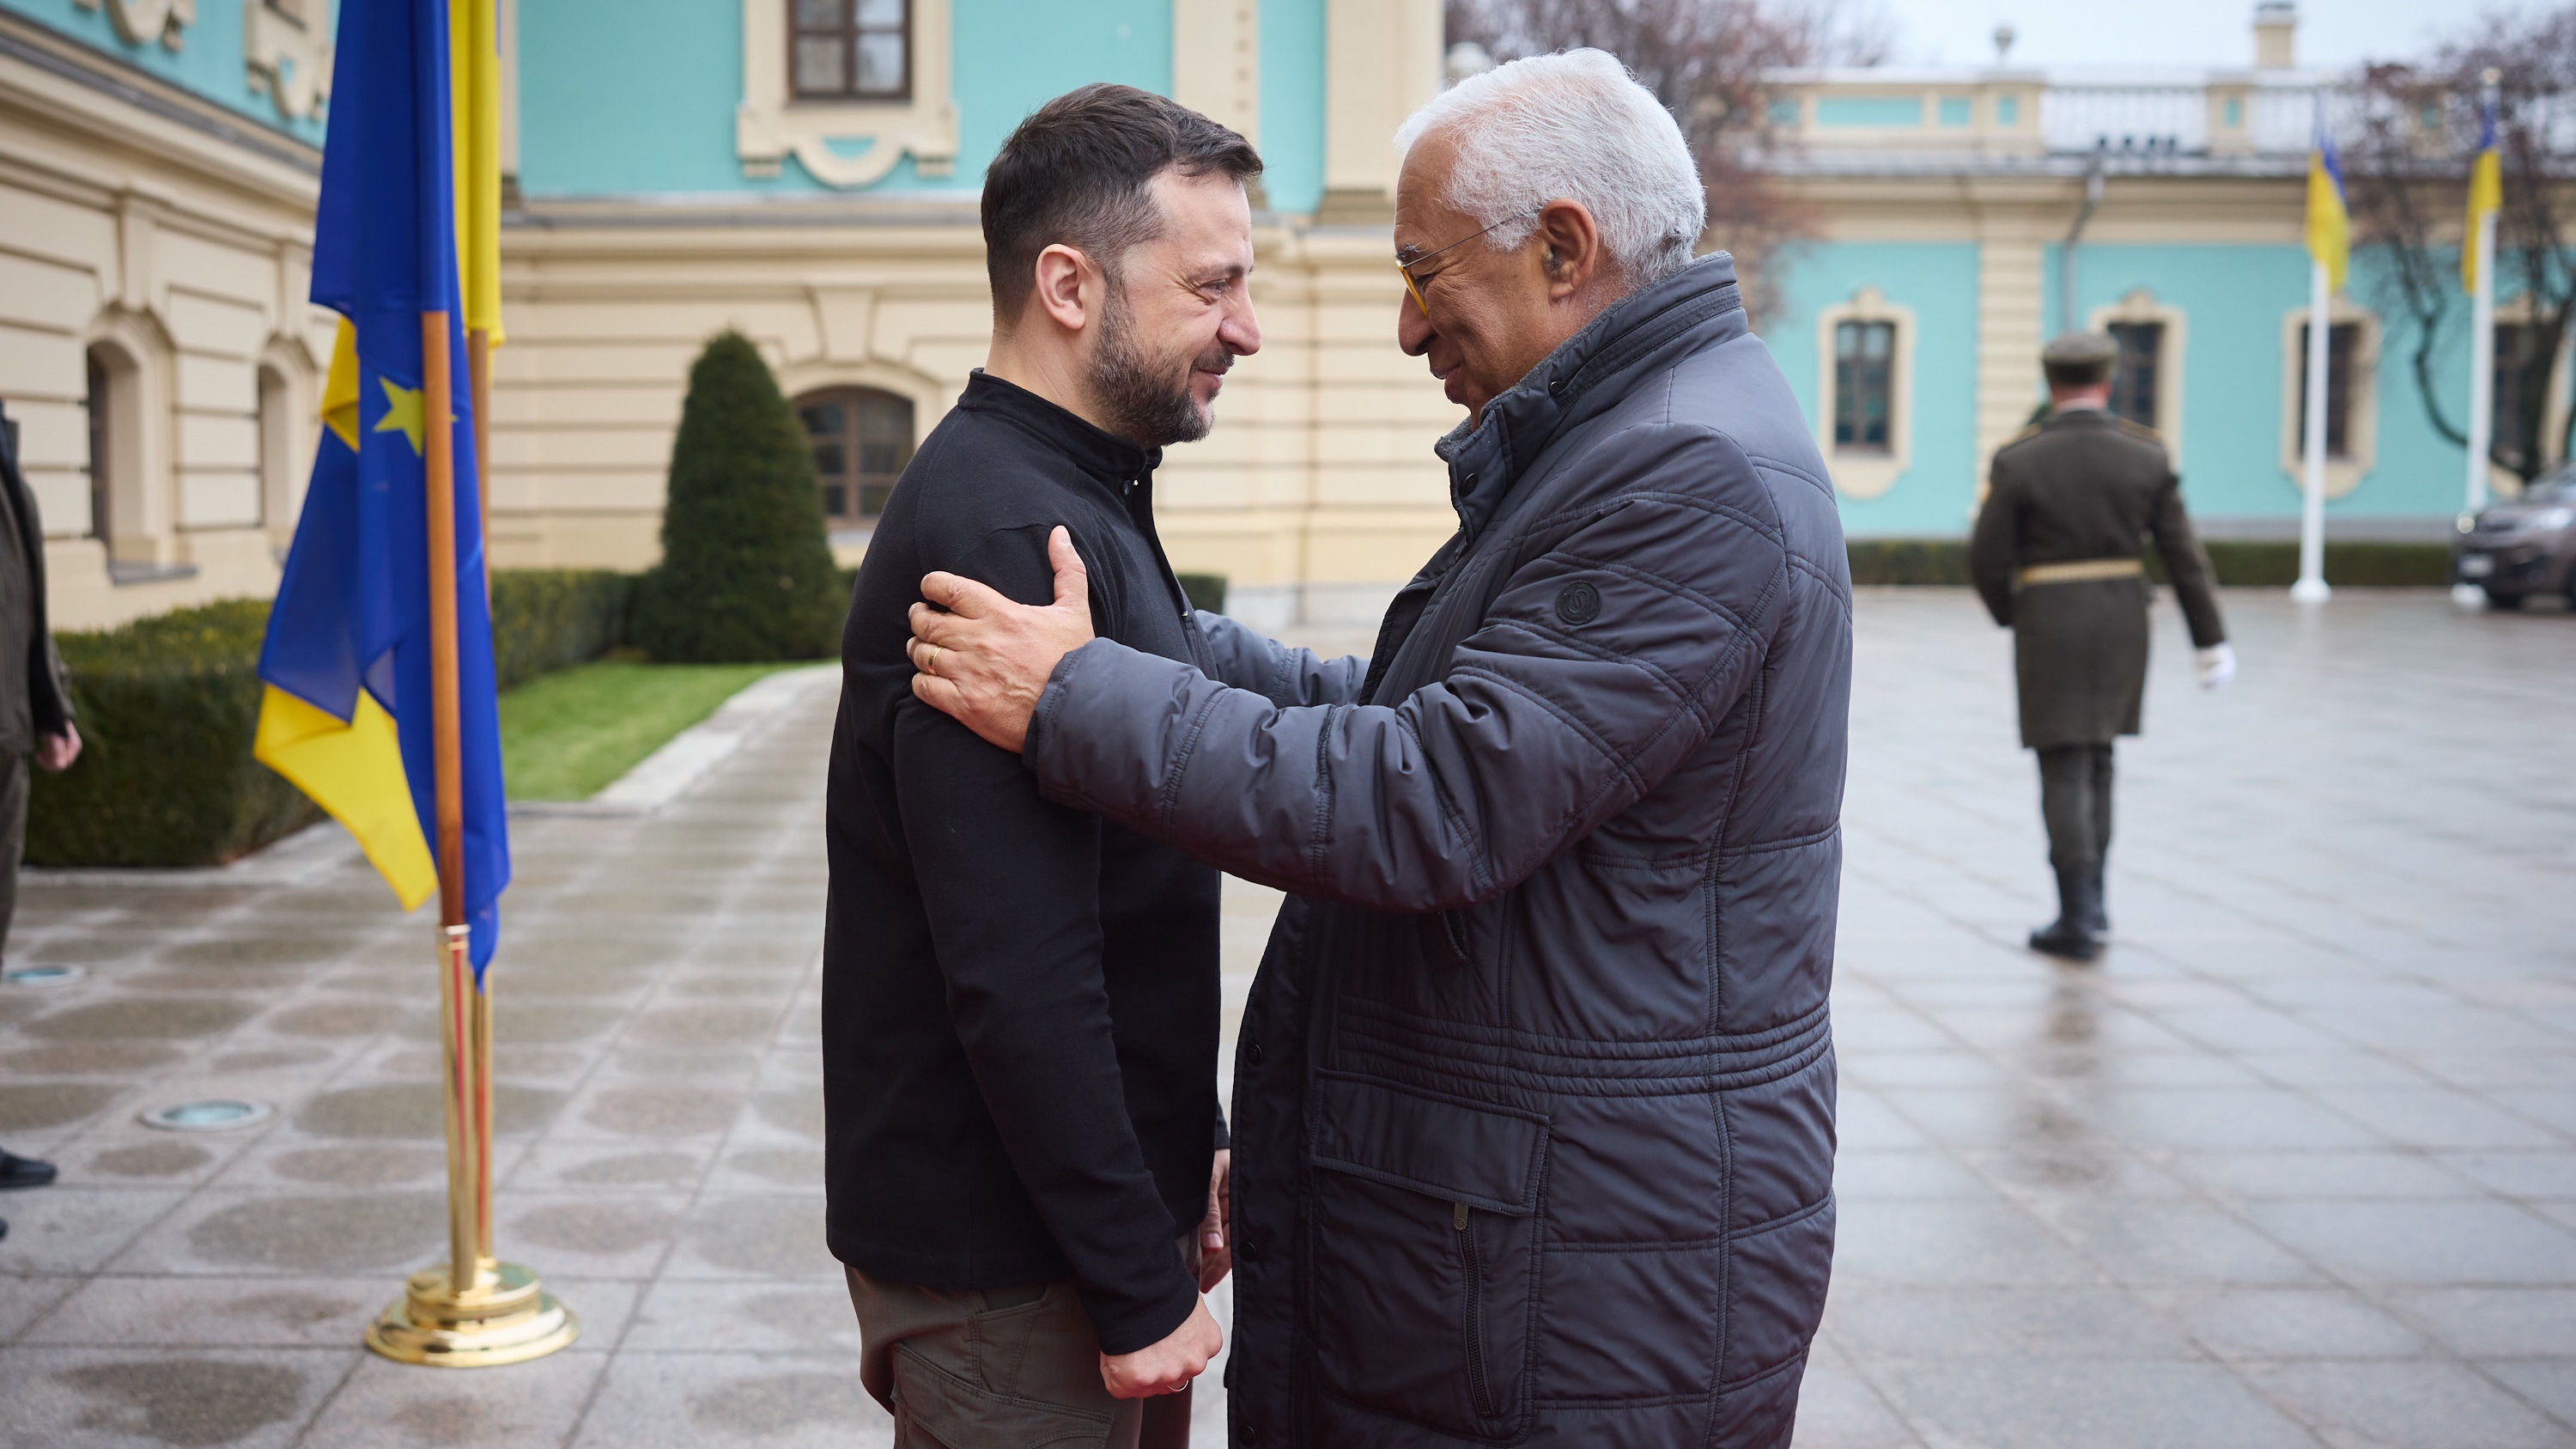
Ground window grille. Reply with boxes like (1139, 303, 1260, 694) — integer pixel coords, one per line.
(1833, 320, 1895, 453)
(791, 0, 911, 101)
(799, 387, 915, 523)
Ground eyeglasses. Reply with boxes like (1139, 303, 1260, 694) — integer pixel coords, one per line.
(1395, 209, 1541, 315)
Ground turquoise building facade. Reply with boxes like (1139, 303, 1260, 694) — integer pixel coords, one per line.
(1, 0, 2516, 634)
(1762, 61, 2520, 539)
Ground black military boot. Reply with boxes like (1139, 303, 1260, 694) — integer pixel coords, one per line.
(0, 1150, 55, 1190)
(2081, 861, 2110, 937)
(2029, 868, 2104, 961)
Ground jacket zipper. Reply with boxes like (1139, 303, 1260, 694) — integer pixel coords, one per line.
(1455, 1202, 1494, 1419)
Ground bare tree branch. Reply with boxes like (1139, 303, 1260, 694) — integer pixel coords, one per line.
(1444, 0, 1867, 323)
(2347, 7, 2576, 484)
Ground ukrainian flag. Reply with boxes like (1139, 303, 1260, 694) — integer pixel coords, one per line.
(2465, 94, 2501, 294)
(2307, 126, 2350, 295)
(256, 0, 509, 976)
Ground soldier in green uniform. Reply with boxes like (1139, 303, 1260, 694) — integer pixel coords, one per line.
(1970, 332, 2234, 962)
(0, 404, 77, 1232)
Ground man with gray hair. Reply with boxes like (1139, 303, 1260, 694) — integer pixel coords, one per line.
(905, 49, 1849, 1446)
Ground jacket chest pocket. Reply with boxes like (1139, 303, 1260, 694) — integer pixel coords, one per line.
(1303, 1074, 1548, 1440)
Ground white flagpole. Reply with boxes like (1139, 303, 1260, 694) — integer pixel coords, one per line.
(2455, 70, 2503, 604)
(2466, 210, 2499, 516)
(2455, 203, 2500, 606)
(2456, 69, 2504, 609)
(2293, 257, 2333, 602)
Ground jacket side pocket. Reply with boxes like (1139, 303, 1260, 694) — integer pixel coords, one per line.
(1303, 1075, 1548, 1440)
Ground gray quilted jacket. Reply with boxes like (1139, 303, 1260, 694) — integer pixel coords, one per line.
(1023, 254, 1850, 1448)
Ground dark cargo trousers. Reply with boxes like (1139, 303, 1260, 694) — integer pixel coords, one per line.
(2037, 741, 2114, 874)
(845, 1238, 1200, 1449)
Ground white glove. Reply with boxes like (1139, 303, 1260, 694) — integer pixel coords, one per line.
(2194, 642, 2237, 691)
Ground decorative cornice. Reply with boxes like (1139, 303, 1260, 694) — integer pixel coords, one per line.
(243, 0, 330, 122)
(0, 9, 319, 176)
(71, 0, 193, 52)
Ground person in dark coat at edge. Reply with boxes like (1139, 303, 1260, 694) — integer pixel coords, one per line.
(1969, 332, 2235, 962)
(903, 51, 1851, 1448)
(823, 88, 1264, 1448)
(0, 404, 80, 1238)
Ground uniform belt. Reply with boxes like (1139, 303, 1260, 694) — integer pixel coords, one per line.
(2016, 558, 2144, 587)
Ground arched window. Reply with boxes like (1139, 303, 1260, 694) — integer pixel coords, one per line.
(256, 363, 289, 529)
(84, 345, 118, 544)
(797, 386, 914, 525)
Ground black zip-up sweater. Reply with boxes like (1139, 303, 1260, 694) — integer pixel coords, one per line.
(823, 370, 1218, 1355)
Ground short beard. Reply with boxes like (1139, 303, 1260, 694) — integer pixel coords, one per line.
(1090, 278, 1227, 447)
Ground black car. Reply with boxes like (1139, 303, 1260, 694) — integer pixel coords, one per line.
(2456, 471, 2576, 609)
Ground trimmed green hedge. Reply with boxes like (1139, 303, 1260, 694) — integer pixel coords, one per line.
(491, 569, 633, 689)
(29, 600, 319, 869)
(1175, 573, 1228, 614)
(1847, 539, 2452, 588)
(29, 570, 635, 869)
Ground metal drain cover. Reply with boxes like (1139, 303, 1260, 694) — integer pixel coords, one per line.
(141, 1099, 273, 1132)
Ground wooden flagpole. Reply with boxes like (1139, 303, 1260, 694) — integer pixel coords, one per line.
(361, 314, 573, 1367)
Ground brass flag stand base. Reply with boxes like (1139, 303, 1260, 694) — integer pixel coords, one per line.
(365, 1261, 578, 1367)
(364, 924, 576, 1367)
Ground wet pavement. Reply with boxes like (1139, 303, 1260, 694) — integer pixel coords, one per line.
(0, 590, 2567, 1446)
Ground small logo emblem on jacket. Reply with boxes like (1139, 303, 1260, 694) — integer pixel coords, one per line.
(1556, 581, 1601, 625)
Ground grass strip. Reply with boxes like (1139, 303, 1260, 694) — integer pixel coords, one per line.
(501, 660, 796, 801)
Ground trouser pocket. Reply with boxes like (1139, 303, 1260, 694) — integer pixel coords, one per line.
(888, 1341, 1115, 1449)
(1303, 1074, 1548, 1440)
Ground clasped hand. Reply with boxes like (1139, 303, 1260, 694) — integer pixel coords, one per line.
(908, 526, 1097, 753)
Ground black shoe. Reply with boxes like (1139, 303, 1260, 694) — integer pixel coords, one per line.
(0, 1216, 9, 1242)
(2029, 868, 2104, 962)
(0, 1151, 57, 1190)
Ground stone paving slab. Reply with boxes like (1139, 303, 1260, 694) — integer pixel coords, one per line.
(0, 591, 2565, 1446)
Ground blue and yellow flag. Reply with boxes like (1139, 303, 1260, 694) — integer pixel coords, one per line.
(2307, 128, 2351, 295)
(257, 0, 510, 976)
(2465, 94, 2501, 294)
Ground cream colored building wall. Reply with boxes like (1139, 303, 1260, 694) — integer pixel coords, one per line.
(0, 12, 336, 631)
(490, 213, 1458, 629)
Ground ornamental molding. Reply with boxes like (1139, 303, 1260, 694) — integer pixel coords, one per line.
(737, 0, 957, 189)
(2275, 297, 2379, 500)
(72, 0, 195, 52)
(2087, 288, 2189, 466)
(244, 0, 331, 121)
(1816, 285, 1917, 501)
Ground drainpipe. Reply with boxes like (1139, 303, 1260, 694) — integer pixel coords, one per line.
(2058, 144, 2105, 336)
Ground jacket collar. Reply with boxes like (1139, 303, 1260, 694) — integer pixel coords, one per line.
(957, 369, 1162, 484)
(1433, 253, 1747, 539)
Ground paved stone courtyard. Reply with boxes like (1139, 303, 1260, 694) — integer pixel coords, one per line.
(0, 590, 2569, 1447)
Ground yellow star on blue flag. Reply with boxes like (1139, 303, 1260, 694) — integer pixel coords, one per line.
(374, 376, 428, 456)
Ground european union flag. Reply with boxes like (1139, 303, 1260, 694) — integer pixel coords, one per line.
(257, 0, 508, 976)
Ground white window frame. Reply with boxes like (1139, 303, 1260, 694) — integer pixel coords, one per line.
(739, 0, 958, 188)
(2089, 287, 2188, 463)
(2275, 298, 2379, 500)
(1816, 286, 1915, 500)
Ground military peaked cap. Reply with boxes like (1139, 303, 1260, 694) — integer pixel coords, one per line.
(2041, 331, 2117, 386)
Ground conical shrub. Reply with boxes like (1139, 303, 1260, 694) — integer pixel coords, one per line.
(631, 332, 842, 662)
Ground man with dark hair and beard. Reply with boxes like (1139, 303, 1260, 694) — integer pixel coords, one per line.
(821, 83, 1260, 1448)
